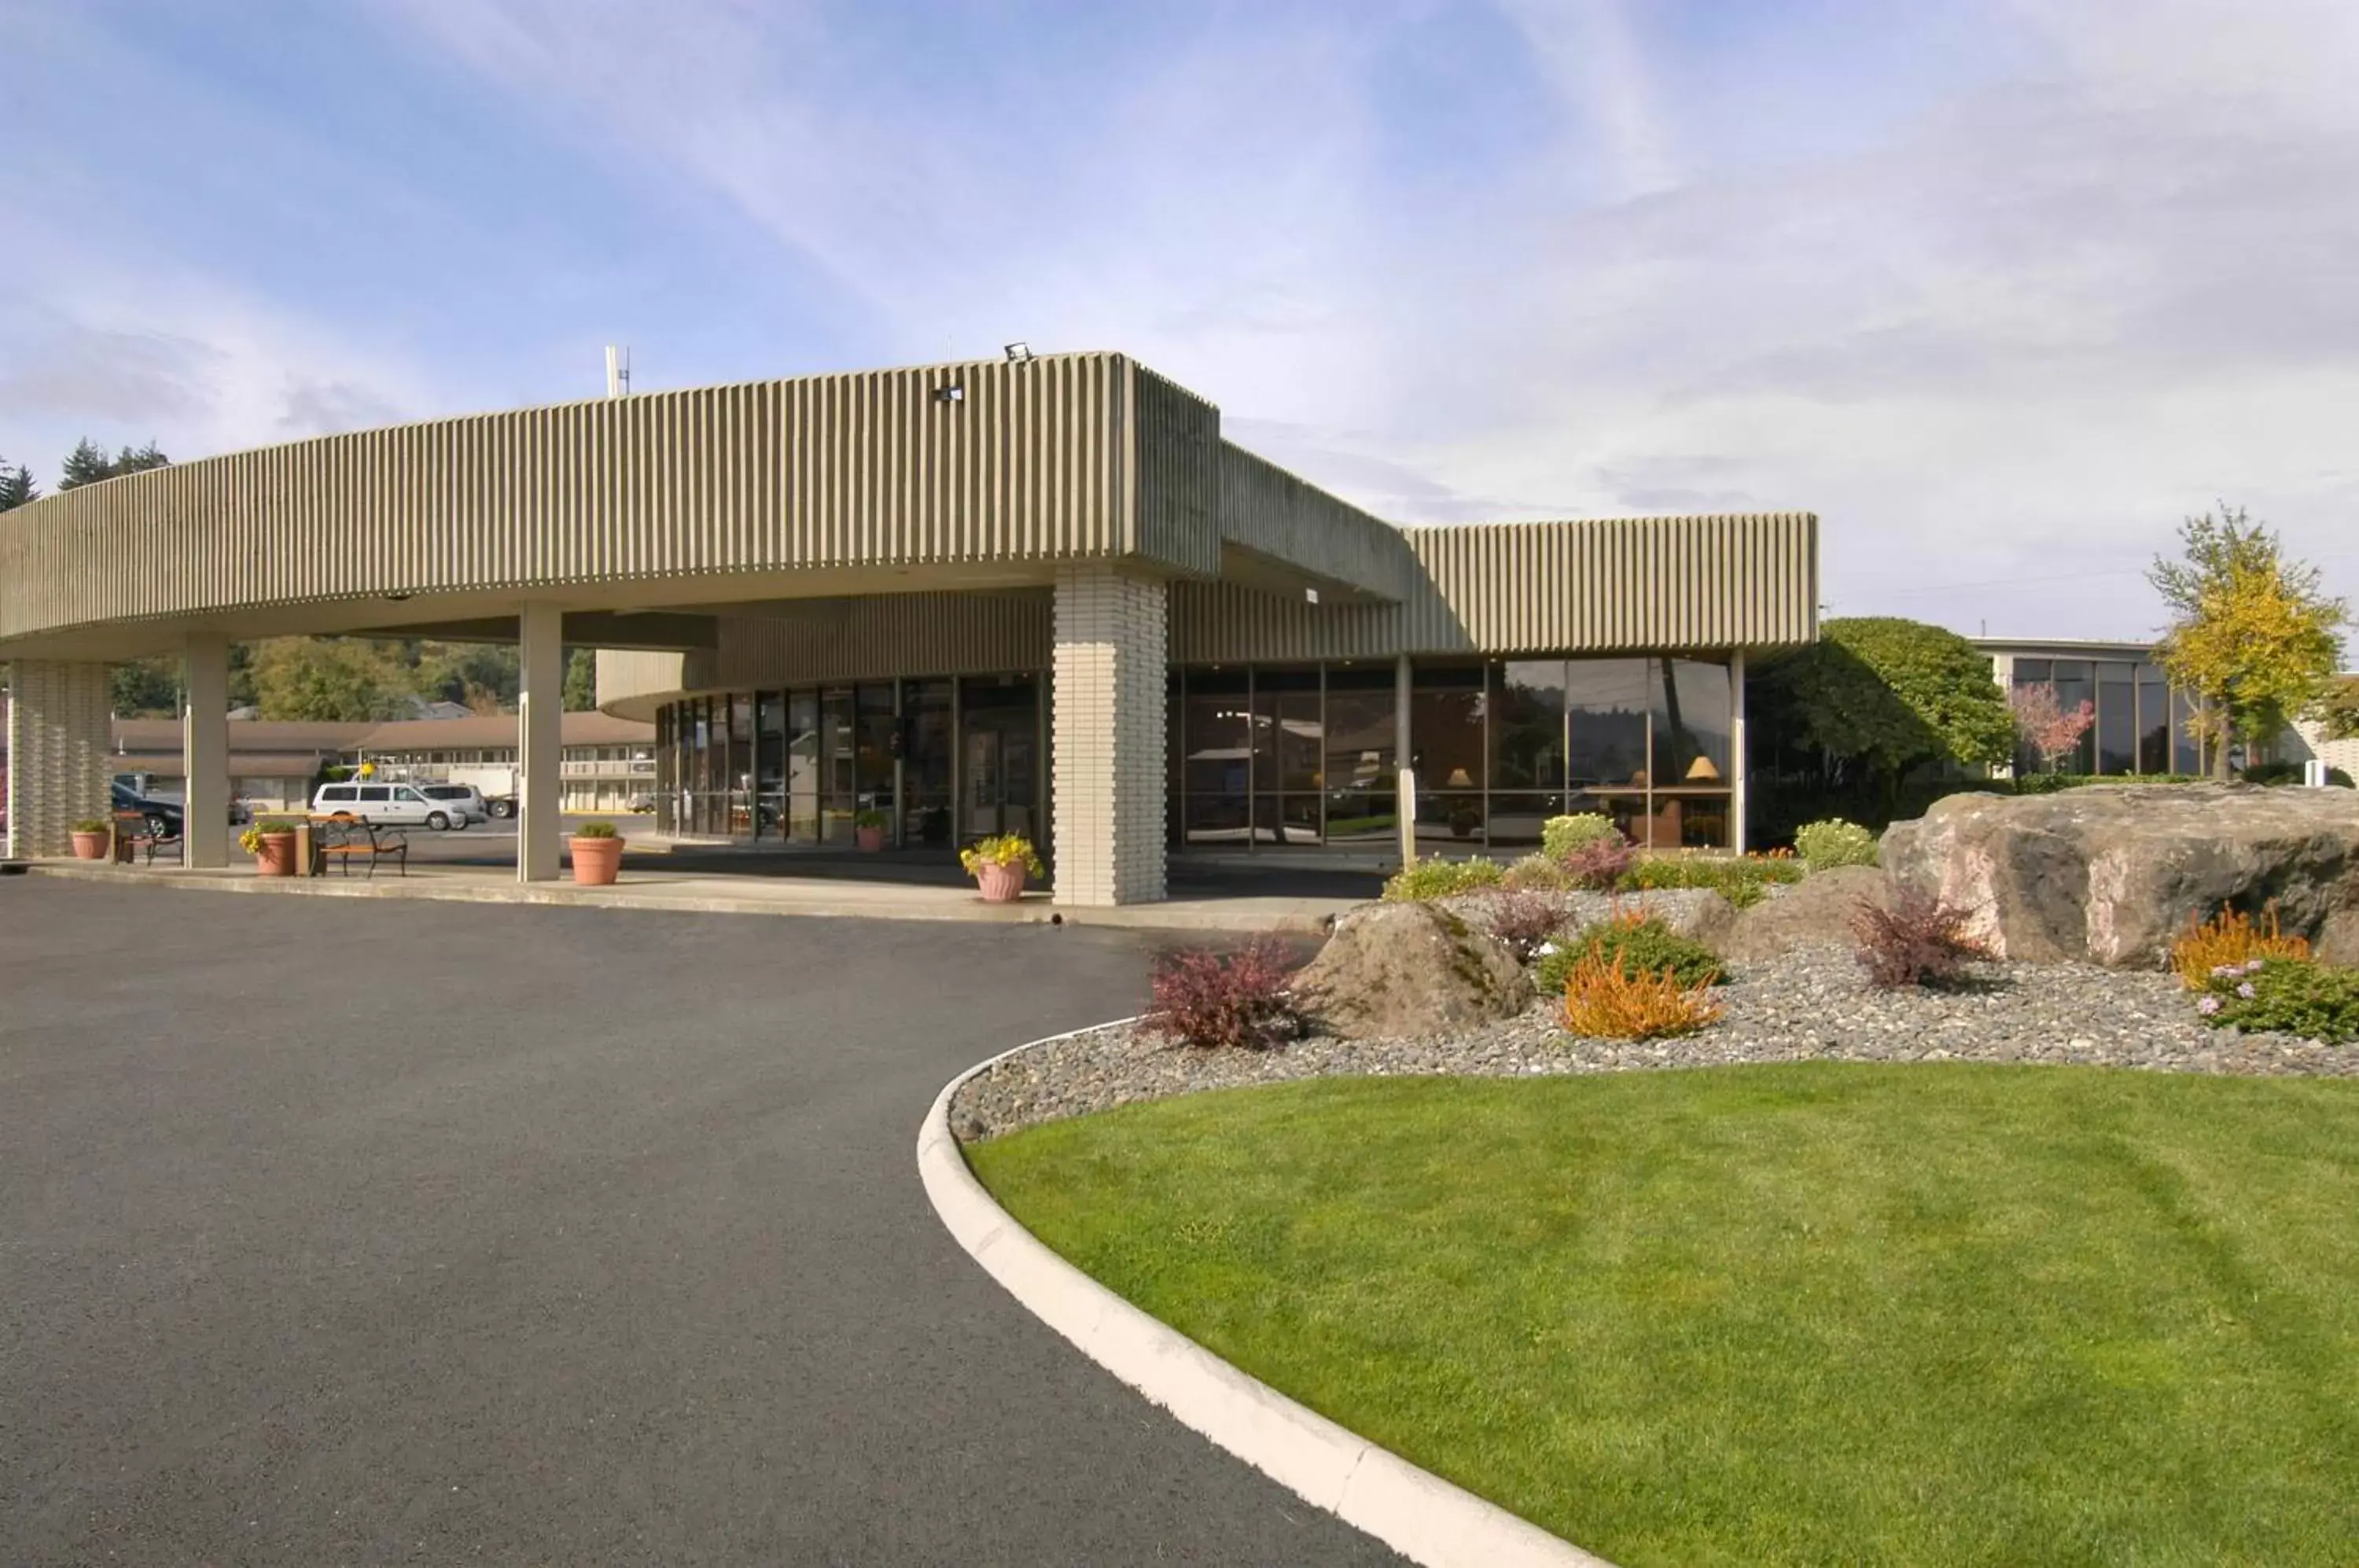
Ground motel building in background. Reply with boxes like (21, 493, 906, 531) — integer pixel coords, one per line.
(1, 352, 1818, 903)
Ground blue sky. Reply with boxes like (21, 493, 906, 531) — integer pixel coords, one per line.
(5, 0, 2356, 639)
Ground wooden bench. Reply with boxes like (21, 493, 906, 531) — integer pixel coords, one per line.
(307, 815, 408, 878)
(112, 808, 183, 867)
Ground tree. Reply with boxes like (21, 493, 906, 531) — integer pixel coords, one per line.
(0, 458, 35, 511)
(1753, 617, 2018, 799)
(563, 648, 598, 711)
(248, 637, 416, 721)
(59, 437, 171, 490)
(2316, 675, 2359, 742)
(2008, 682, 2095, 774)
(2148, 506, 2346, 777)
(111, 658, 183, 718)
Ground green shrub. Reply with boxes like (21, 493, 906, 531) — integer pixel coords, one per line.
(1536, 915, 1724, 995)
(2197, 958, 2359, 1043)
(1795, 818, 1879, 870)
(573, 820, 620, 839)
(2012, 772, 2204, 794)
(1628, 856, 1805, 909)
(2238, 760, 2354, 788)
(71, 817, 112, 835)
(1382, 858, 1504, 901)
(1501, 852, 1573, 891)
(1540, 813, 1621, 859)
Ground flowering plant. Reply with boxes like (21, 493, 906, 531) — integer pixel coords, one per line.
(959, 833, 1043, 877)
(238, 818, 298, 855)
(2193, 955, 2359, 1043)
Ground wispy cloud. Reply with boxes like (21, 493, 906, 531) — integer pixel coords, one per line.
(9, 0, 2355, 641)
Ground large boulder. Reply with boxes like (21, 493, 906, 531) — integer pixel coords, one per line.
(1294, 901, 1533, 1038)
(1720, 865, 1883, 960)
(1879, 784, 2359, 967)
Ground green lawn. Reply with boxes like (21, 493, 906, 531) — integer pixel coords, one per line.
(968, 1066, 2359, 1567)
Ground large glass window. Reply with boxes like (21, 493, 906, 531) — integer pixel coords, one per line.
(2051, 660, 2096, 774)
(1322, 664, 1396, 845)
(655, 705, 675, 834)
(1488, 661, 1566, 848)
(903, 678, 954, 845)
(727, 694, 754, 837)
(1183, 669, 1251, 845)
(856, 683, 897, 835)
(820, 686, 857, 844)
(755, 692, 786, 837)
(1253, 668, 1321, 844)
(1411, 663, 1486, 845)
(2138, 669, 2171, 774)
(786, 689, 819, 843)
(1651, 658, 1733, 848)
(1565, 659, 1651, 843)
(2097, 662, 2136, 775)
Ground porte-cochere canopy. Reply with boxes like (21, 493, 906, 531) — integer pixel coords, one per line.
(2, 350, 1817, 900)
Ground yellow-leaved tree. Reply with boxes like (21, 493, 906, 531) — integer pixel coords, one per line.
(2148, 506, 2346, 777)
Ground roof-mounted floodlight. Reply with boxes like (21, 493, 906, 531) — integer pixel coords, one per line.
(933, 385, 966, 404)
(1004, 341, 1035, 364)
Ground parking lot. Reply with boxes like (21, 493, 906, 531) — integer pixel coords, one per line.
(0, 878, 1395, 1566)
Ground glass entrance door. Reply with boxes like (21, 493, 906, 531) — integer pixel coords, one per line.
(961, 676, 1039, 842)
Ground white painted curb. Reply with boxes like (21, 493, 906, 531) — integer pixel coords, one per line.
(918, 1022, 1616, 1568)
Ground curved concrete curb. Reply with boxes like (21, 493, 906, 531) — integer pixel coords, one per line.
(918, 1024, 1616, 1568)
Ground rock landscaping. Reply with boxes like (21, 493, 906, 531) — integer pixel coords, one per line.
(952, 802, 2359, 1142)
(951, 940, 2357, 1140)
(1881, 782, 2359, 966)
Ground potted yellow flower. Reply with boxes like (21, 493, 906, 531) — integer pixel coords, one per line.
(239, 817, 300, 876)
(959, 833, 1043, 903)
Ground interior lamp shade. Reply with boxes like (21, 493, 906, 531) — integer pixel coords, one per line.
(1685, 756, 1723, 782)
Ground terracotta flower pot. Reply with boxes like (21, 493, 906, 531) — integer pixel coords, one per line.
(71, 830, 110, 860)
(855, 826, 885, 852)
(569, 835, 624, 886)
(254, 833, 297, 877)
(974, 860, 1028, 903)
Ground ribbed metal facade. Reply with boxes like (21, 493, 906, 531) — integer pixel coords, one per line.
(1216, 443, 1422, 601)
(710, 592, 1052, 687)
(1169, 513, 1818, 661)
(0, 355, 1180, 646)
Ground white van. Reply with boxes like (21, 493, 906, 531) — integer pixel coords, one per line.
(311, 782, 460, 830)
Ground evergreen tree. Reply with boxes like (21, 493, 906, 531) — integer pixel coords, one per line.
(57, 437, 171, 490)
(0, 459, 35, 511)
(58, 438, 113, 489)
(563, 648, 598, 711)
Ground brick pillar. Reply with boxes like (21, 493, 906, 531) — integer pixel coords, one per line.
(1051, 564, 1167, 906)
(6, 661, 115, 858)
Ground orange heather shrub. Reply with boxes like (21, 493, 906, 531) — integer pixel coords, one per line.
(1559, 946, 1724, 1041)
(2169, 904, 2311, 990)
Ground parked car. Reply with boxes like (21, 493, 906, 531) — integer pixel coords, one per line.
(111, 779, 179, 836)
(311, 781, 462, 830)
(415, 783, 491, 826)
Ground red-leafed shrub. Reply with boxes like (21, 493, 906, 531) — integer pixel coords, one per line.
(1562, 833, 1636, 892)
(1850, 886, 1996, 989)
(1146, 937, 1301, 1049)
(1486, 889, 1567, 961)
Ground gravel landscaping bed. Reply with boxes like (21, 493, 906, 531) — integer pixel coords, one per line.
(951, 944, 2358, 1141)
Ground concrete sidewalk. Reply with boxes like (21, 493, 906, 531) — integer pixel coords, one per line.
(17, 856, 1354, 933)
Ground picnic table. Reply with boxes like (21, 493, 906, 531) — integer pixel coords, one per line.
(112, 808, 182, 867)
(302, 814, 409, 878)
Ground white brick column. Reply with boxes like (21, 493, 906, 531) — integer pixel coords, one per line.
(517, 603, 564, 883)
(182, 635, 231, 868)
(6, 661, 115, 859)
(1051, 564, 1167, 906)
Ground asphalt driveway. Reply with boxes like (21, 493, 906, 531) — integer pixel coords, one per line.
(0, 878, 1397, 1565)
